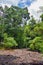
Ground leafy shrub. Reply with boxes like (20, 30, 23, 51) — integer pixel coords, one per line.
(2, 33, 18, 49)
(29, 37, 43, 53)
(29, 44, 35, 50)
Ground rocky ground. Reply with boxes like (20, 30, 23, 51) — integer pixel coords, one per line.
(0, 49, 43, 65)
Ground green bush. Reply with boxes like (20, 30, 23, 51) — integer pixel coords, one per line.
(1, 33, 18, 49)
(36, 42, 43, 53)
(29, 37, 43, 53)
(29, 44, 35, 50)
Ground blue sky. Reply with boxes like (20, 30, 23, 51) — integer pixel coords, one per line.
(0, 0, 43, 19)
(0, 0, 35, 7)
(18, 0, 35, 7)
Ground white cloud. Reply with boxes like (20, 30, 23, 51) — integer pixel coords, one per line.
(0, 0, 35, 7)
(0, 3, 11, 8)
(28, 0, 43, 20)
(9, 0, 20, 6)
(0, 0, 20, 7)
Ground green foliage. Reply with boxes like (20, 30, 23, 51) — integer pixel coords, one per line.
(40, 14, 43, 21)
(3, 37, 18, 49)
(0, 6, 43, 53)
(29, 37, 43, 52)
(0, 33, 18, 49)
(29, 44, 35, 50)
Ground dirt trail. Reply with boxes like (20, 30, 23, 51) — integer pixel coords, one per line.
(0, 49, 43, 65)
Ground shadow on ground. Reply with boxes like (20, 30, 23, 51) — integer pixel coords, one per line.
(0, 55, 43, 65)
(0, 55, 20, 65)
